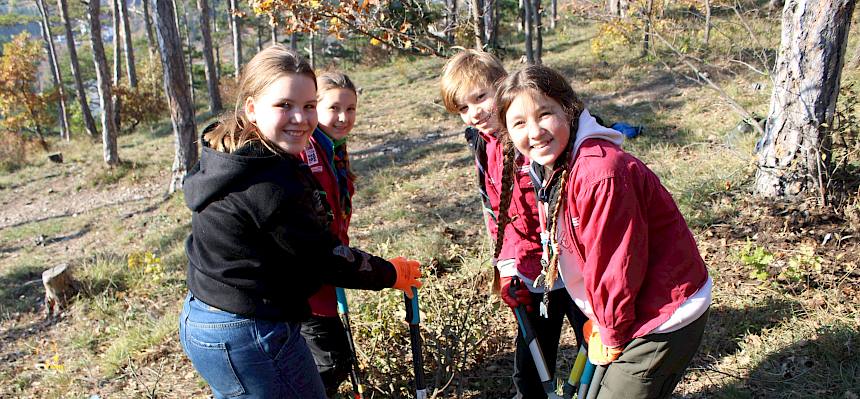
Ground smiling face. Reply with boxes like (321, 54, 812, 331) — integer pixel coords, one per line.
(316, 88, 357, 141)
(245, 74, 318, 155)
(505, 89, 572, 169)
(457, 84, 500, 135)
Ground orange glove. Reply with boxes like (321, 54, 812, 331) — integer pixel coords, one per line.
(389, 257, 423, 298)
(583, 319, 623, 366)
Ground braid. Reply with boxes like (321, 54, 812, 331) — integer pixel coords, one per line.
(545, 168, 569, 288)
(493, 137, 517, 261)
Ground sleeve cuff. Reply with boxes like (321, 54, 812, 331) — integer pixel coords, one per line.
(598, 324, 629, 348)
(495, 258, 517, 278)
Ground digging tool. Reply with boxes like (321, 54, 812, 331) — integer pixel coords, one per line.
(576, 357, 596, 399)
(510, 277, 563, 398)
(585, 364, 607, 399)
(404, 287, 427, 399)
(561, 345, 587, 397)
(336, 287, 365, 399)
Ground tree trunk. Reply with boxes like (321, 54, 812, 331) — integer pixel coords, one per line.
(446, 0, 457, 43)
(42, 264, 76, 318)
(308, 30, 316, 69)
(57, 0, 97, 137)
(523, 0, 534, 63)
(289, 32, 298, 51)
(142, 0, 158, 61)
(212, 0, 221, 80)
(229, 0, 242, 80)
(850, 38, 860, 68)
(153, 0, 198, 193)
(198, 0, 223, 113)
(111, 0, 122, 132)
(88, 0, 120, 165)
(256, 22, 263, 52)
(182, 7, 195, 106)
(119, 0, 137, 87)
(754, 0, 856, 203)
(36, 0, 71, 141)
(643, 0, 654, 56)
(532, 0, 542, 64)
(470, 0, 485, 49)
(271, 21, 277, 44)
(703, 0, 711, 47)
(551, 0, 557, 29)
(483, 0, 496, 49)
(607, 0, 628, 17)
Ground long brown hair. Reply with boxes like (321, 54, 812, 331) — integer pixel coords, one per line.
(316, 71, 358, 181)
(204, 44, 316, 154)
(492, 65, 585, 288)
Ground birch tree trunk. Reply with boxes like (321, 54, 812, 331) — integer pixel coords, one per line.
(470, 0, 485, 49)
(754, 0, 856, 203)
(308, 30, 316, 69)
(197, 0, 223, 113)
(57, 0, 98, 137)
(642, 0, 654, 56)
(446, 0, 456, 43)
(88, 0, 120, 165)
(120, 0, 137, 87)
(111, 0, 122, 132)
(36, 0, 71, 140)
(229, 0, 242, 79)
(153, 0, 198, 193)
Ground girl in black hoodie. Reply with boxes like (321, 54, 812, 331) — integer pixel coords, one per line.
(179, 44, 421, 399)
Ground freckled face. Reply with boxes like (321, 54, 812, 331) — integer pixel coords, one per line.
(316, 88, 357, 141)
(245, 74, 318, 155)
(505, 90, 571, 169)
(457, 85, 499, 135)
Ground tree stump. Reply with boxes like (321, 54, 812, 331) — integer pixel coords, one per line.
(42, 263, 76, 318)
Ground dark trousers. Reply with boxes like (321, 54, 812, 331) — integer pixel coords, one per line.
(300, 315, 352, 398)
(513, 288, 588, 399)
(596, 309, 710, 399)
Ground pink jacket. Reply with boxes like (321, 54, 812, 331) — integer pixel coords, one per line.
(556, 138, 708, 347)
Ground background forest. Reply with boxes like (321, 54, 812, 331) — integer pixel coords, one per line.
(1, 0, 859, 397)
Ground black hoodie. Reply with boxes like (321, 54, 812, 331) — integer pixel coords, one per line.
(184, 135, 395, 321)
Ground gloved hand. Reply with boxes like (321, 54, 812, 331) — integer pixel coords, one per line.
(500, 276, 533, 312)
(389, 257, 423, 298)
(583, 319, 623, 366)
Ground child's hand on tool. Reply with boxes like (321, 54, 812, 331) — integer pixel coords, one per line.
(501, 276, 533, 312)
(390, 257, 422, 298)
(583, 320, 623, 366)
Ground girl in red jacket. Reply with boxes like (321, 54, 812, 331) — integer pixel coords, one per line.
(495, 65, 712, 397)
(300, 72, 360, 397)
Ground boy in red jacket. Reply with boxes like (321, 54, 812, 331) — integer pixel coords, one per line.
(440, 50, 587, 398)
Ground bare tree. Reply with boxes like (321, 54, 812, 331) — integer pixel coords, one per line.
(212, 0, 222, 80)
(88, 0, 120, 165)
(142, 0, 158, 60)
(153, 0, 198, 192)
(523, 0, 534, 63)
(484, 0, 498, 49)
(533, 0, 542, 64)
(197, 0, 223, 113)
(445, 0, 457, 43)
(551, 0, 557, 29)
(57, 0, 97, 137)
(111, 0, 123, 131)
(229, 0, 242, 79)
(470, 0, 485, 49)
(755, 0, 856, 203)
(642, 0, 654, 56)
(119, 0, 138, 87)
(181, 5, 196, 105)
(35, 0, 71, 140)
(703, 0, 711, 47)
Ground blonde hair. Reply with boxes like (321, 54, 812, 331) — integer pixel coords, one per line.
(317, 71, 357, 97)
(204, 44, 316, 154)
(439, 49, 507, 114)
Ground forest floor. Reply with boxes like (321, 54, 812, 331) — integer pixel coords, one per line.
(1, 15, 859, 399)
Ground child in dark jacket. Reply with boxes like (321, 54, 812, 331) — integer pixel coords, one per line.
(299, 71, 361, 397)
(440, 50, 587, 398)
(495, 64, 712, 398)
(179, 45, 421, 399)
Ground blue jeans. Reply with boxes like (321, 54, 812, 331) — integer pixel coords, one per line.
(178, 293, 327, 398)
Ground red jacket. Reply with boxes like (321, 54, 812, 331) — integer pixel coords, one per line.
(469, 129, 543, 281)
(300, 129, 356, 317)
(555, 138, 708, 347)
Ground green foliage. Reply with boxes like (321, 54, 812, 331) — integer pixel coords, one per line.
(779, 245, 823, 283)
(738, 240, 774, 281)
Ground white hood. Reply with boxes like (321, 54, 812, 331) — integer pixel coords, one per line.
(571, 109, 625, 156)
